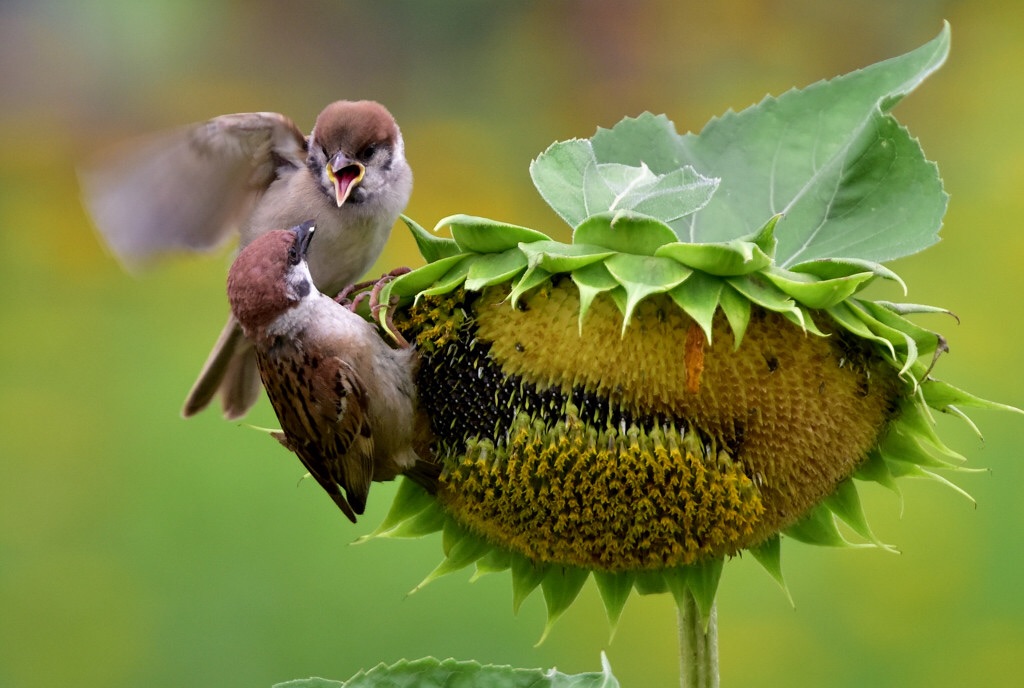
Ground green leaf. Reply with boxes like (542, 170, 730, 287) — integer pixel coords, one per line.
(856, 299, 947, 370)
(274, 679, 343, 688)
(330, 656, 620, 688)
(633, 570, 669, 595)
(885, 460, 977, 505)
(356, 478, 435, 541)
(573, 211, 678, 255)
(655, 238, 771, 276)
(589, 25, 950, 264)
(668, 271, 723, 343)
(684, 559, 724, 627)
(442, 214, 551, 253)
(789, 257, 907, 294)
(411, 521, 491, 593)
(511, 554, 548, 614)
(419, 259, 473, 296)
(400, 214, 459, 263)
(583, 161, 718, 222)
(783, 503, 860, 547)
(508, 267, 554, 307)
(572, 262, 620, 331)
(823, 479, 897, 551)
(749, 535, 793, 605)
(825, 301, 897, 360)
(718, 283, 752, 349)
(538, 566, 590, 643)
(603, 253, 693, 332)
(385, 254, 468, 301)
(472, 548, 512, 580)
(531, 135, 717, 228)
(518, 240, 615, 273)
(854, 450, 903, 502)
(591, 112, 690, 174)
(375, 502, 446, 539)
(762, 265, 876, 309)
(593, 570, 635, 633)
(874, 301, 957, 321)
(726, 274, 800, 321)
(921, 378, 1024, 415)
(530, 139, 595, 228)
(847, 299, 924, 377)
(464, 250, 529, 291)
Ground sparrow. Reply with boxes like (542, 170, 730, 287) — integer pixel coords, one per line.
(80, 100, 413, 419)
(227, 221, 436, 521)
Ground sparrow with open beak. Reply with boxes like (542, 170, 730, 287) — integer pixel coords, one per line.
(227, 221, 435, 521)
(80, 100, 413, 419)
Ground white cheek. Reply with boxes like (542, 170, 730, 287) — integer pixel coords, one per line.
(286, 261, 318, 300)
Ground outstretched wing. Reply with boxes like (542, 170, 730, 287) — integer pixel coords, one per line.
(80, 111, 307, 268)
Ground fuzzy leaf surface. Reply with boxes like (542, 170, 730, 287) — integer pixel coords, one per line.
(531, 139, 718, 228)
(277, 656, 619, 688)
(588, 24, 950, 264)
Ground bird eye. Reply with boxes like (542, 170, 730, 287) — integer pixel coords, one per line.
(288, 245, 299, 265)
(360, 144, 378, 161)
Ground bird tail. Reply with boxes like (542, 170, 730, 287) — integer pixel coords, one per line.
(182, 315, 262, 419)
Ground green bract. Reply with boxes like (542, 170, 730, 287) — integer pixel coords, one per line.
(363, 23, 1018, 632)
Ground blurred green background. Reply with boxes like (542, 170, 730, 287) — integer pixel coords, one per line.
(2, 1, 1022, 686)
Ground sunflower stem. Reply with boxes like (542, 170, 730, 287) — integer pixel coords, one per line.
(678, 591, 719, 688)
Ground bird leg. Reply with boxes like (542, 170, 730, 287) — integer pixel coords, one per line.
(373, 294, 409, 349)
(368, 267, 412, 348)
(334, 267, 411, 308)
(334, 267, 413, 348)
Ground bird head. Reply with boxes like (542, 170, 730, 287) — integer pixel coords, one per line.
(307, 100, 411, 209)
(227, 221, 317, 338)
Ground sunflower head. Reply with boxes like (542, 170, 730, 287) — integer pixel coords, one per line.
(354, 23, 1018, 633)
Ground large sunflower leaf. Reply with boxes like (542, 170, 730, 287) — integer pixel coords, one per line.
(589, 24, 950, 264)
(295, 655, 620, 688)
(531, 138, 718, 228)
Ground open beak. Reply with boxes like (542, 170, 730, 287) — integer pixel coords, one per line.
(293, 220, 316, 258)
(326, 153, 365, 207)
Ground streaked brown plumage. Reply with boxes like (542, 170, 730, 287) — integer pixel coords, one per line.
(81, 101, 413, 420)
(226, 221, 436, 521)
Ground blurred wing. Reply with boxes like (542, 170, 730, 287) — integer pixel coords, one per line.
(80, 111, 307, 269)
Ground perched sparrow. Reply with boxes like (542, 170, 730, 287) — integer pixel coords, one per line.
(227, 221, 435, 521)
(80, 100, 413, 419)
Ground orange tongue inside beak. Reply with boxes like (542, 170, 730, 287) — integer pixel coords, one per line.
(328, 163, 365, 207)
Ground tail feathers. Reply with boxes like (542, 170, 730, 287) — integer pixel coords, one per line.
(220, 347, 261, 420)
(329, 490, 359, 524)
(182, 315, 262, 419)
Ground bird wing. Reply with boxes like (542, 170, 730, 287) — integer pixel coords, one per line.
(257, 344, 375, 522)
(80, 111, 307, 269)
(311, 355, 376, 516)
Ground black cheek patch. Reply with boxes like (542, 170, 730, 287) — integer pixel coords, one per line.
(295, 279, 312, 298)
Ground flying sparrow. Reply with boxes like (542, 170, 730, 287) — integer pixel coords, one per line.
(80, 100, 413, 419)
(227, 221, 435, 521)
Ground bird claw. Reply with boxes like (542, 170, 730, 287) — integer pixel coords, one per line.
(334, 267, 412, 348)
(373, 294, 410, 349)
